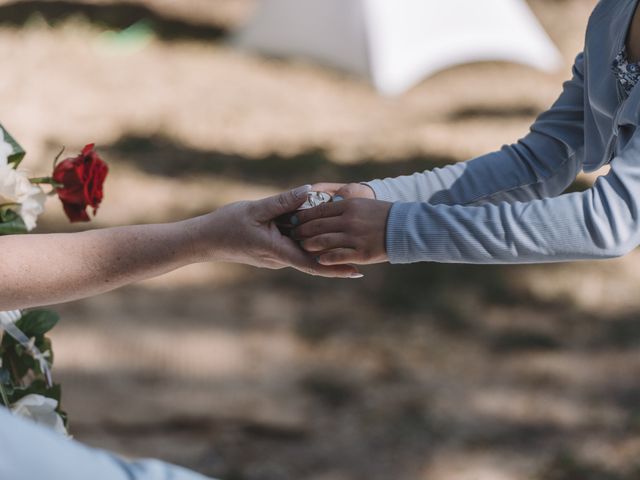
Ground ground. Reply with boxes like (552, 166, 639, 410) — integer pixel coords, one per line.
(3, 1, 640, 479)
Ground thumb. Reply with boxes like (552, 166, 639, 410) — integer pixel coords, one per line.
(255, 185, 311, 221)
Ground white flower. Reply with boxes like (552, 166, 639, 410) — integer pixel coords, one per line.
(0, 127, 12, 167)
(0, 164, 46, 231)
(11, 394, 68, 436)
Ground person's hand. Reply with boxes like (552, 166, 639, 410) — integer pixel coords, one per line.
(311, 182, 376, 201)
(275, 183, 374, 236)
(292, 198, 392, 265)
(191, 185, 363, 278)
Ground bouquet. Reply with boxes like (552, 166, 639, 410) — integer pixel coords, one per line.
(0, 124, 108, 435)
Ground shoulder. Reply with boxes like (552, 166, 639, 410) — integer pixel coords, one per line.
(582, 0, 636, 71)
(586, 0, 633, 33)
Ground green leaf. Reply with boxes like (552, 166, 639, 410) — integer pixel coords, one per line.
(0, 205, 19, 222)
(1, 330, 17, 350)
(7, 350, 31, 379)
(0, 206, 27, 235)
(16, 310, 60, 337)
(11, 380, 61, 403)
(47, 383, 61, 404)
(0, 124, 26, 166)
(11, 380, 46, 401)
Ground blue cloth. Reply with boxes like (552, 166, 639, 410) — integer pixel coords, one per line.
(0, 407, 215, 480)
(365, 0, 640, 264)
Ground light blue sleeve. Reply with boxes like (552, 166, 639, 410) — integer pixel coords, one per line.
(366, 53, 586, 206)
(0, 407, 215, 480)
(385, 128, 640, 264)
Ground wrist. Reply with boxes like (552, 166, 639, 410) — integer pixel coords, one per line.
(358, 182, 377, 199)
(180, 213, 224, 264)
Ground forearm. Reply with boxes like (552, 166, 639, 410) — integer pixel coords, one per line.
(0, 219, 201, 310)
(385, 178, 636, 265)
(366, 131, 583, 206)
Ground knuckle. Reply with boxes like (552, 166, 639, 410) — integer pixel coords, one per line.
(302, 238, 317, 251)
(245, 202, 259, 218)
(295, 210, 309, 224)
(343, 183, 359, 196)
(277, 193, 291, 212)
(318, 236, 330, 248)
(342, 205, 356, 221)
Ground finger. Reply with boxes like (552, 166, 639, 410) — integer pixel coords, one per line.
(302, 233, 353, 253)
(317, 248, 361, 265)
(256, 185, 311, 222)
(311, 183, 345, 195)
(336, 183, 376, 200)
(279, 240, 361, 278)
(296, 258, 362, 279)
(294, 217, 344, 239)
(293, 200, 346, 225)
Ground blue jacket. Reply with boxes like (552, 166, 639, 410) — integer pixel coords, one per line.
(366, 0, 640, 264)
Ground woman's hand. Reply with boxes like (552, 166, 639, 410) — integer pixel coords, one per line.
(191, 185, 363, 278)
(292, 198, 393, 265)
(311, 182, 376, 201)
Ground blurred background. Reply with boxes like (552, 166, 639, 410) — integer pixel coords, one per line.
(4, 0, 640, 479)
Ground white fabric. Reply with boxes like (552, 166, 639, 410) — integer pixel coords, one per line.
(235, 0, 562, 95)
(0, 407, 214, 480)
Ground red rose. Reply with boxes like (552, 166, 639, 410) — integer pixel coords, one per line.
(53, 144, 108, 222)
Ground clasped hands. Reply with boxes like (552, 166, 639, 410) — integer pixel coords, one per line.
(289, 182, 391, 268)
(194, 183, 392, 279)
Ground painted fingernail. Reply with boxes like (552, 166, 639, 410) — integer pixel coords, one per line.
(333, 195, 344, 202)
(291, 215, 300, 226)
(349, 273, 364, 279)
(315, 256, 321, 263)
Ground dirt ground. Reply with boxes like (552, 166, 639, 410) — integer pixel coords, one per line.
(3, 0, 640, 479)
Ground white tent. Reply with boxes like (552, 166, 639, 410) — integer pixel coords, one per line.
(235, 0, 563, 96)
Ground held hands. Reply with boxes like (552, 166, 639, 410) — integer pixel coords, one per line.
(292, 195, 392, 266)
(309, 182, 376, 201)
(191, 185, 363, 278)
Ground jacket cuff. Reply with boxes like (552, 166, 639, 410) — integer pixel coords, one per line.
(385, 202, 421, 264)
(363, 179, 396, 202)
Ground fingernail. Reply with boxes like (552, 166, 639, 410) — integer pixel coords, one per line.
(333, 195, 344, 202)
(294, 185, 312, 199)
(315, 256, 321, 263)
(291, 215, 300, 226)
(349, 273, 364, 279)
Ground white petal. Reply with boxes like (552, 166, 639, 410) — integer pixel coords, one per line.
(11, 394, 68, 436)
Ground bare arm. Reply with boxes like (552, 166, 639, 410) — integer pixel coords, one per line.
(0, 186, 359, 310)
(0, 221, 198, 310)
